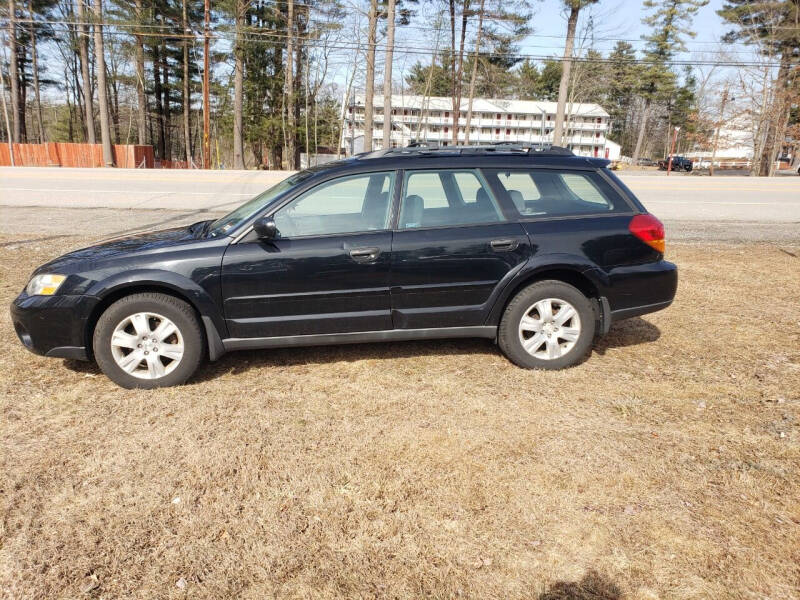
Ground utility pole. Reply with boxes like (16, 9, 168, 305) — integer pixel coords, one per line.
(667, 126, 680, 176)
(202, 0, 211, 169)
(709, 86, 730, 177)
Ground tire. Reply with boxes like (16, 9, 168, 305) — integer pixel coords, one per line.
(93, 292, 205, 389)
(498, 280, 596, 370)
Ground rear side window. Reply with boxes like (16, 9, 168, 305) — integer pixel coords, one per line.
(487, 169, 630, 218)
(399, 169, 504, 229)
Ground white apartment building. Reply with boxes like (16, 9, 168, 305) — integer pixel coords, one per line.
(342, 94, 613, 158)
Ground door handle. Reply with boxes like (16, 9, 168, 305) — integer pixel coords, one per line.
(489, 238, 519, 252)
(348, 246, 381, 263)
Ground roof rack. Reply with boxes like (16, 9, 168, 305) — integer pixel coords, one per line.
(358, 142, 574, 159)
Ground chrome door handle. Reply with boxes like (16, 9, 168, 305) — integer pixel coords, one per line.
(348, 247, 381, 263)
(489, 238, 519, 252)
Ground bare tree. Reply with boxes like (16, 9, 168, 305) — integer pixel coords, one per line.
(464, 0, 486, 145)
(233, 0, 244, 168)
(133, 0, 146, 144)
(7, 0, 22, 142)
(182, 0, 192, 164)
(552, 0, 597, 146)
(76, 0, 96, 143)
(381, 0, 396, 149)
(92, 0, 114, 165)
(362, 0, 378, 152)
(27, 0, 45, 142)
(285, 0, 297, 168)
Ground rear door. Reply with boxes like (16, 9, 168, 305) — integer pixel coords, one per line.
(390, 168, 530, 329)
(221, 171, 396, 338)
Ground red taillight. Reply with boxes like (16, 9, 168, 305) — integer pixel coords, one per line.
(629, 214, 665, 253)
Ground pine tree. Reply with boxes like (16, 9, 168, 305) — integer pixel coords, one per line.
(631, 0, 707, 163)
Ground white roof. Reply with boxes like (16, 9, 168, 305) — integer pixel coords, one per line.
(352, 93, 609, 118)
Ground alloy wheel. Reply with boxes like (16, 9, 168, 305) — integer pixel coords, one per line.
(110, 312, 185, 379)
(517, 298, 582, 360)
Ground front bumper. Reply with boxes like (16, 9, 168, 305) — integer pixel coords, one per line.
(10, 293, 99, 360)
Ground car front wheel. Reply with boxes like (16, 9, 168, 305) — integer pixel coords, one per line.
(93, 292, 204, 389)
(498, 280, 595, 370)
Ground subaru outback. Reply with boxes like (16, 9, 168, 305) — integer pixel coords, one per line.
(11, 145, 677, 388)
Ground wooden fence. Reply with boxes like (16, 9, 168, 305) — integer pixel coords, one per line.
(0, 143, 156, 168)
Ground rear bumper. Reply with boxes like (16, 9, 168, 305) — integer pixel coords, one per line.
(10, 293, 98, 361)
(599, 259, 678, 323)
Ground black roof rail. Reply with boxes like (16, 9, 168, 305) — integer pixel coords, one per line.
(357, 142, 574, 159)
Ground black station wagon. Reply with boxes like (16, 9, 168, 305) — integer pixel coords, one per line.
(11, 145, 677, 388)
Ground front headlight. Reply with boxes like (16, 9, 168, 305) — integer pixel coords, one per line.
(26, 274, 66, 296)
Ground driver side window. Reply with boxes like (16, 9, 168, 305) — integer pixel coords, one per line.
(273, 172, 394, 238)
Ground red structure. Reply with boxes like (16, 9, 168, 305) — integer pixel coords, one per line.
(0, 143, 155, 168)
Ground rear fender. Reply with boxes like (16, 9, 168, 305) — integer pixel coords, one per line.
(484, 254, 610, 327)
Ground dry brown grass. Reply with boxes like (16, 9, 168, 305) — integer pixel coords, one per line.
(1, 235, 799, 600)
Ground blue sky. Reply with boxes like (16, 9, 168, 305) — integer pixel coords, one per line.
(521, 0, 734, 57)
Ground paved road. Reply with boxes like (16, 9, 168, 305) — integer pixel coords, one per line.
(1, 167, 798, 242)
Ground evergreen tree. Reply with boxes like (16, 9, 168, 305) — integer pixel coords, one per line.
(631, 0, 707, 163)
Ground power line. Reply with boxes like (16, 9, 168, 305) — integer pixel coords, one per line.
(28, 21, 786, 68)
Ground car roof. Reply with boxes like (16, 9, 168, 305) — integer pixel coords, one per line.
(306, 145, 611, 178)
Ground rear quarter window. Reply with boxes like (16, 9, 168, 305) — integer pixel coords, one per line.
(486, 169, 631, 218)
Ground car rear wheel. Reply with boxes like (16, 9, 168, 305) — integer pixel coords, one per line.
(93, 292, 204, 389)
(498, 280, 595, 370)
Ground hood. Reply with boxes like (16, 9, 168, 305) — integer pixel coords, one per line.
(35, 222, 211, 275)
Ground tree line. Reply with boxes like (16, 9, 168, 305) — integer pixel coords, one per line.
(1, 0, 798, 173)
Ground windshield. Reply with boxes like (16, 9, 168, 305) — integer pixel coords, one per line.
(206, 170, 316, 237)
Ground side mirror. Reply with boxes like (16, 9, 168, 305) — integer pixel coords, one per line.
(253, 216, 278, 240)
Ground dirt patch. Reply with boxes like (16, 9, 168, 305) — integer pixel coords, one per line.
(1, 236, 799, 599)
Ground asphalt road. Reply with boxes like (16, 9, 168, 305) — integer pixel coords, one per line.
(1, 167, 798, 242)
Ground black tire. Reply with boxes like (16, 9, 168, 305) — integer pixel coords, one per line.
(93, 292, 204, 389)
(498, 280, 595, 370)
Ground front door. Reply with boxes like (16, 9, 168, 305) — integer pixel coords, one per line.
(390, 169, 531, 329)
(221, 171, 396, 339)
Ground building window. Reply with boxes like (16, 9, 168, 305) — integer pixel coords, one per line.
(597, 117, 602, 123)
(506, 128, 511, 135)
(444, 127, 449, 133)
(496, 113, 501, 119)
(495, 128, 500, 135)
(445, 111, 450, 118)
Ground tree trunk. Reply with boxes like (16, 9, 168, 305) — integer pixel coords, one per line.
(28, 0, 45, 142)
(152, 42, 166, 159)
(552, 2, 580, 147)
(134, 0, 147, 145)
(182, 0, 192, 165)
(362, 0, 377, 152)
(464, 0, 485, 145)
(293, 16, 302, 167)
(285, 0, 296, 168)
(7, 0, 21, 142)
(162, 40, 171, 160)
(381, 0, 395, 149)
(76, 0, 96, 143)
(452, 0, 469, 145)
(631, 98, 650, 164)
(93, 0, 114, 166)
(233, 0, 244, 169)
(108, 64, 121, 143)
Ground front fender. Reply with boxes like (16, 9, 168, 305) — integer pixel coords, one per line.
(86, 269, 227, 338)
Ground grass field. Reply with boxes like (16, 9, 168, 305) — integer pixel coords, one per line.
(1, 235, 799, 599)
